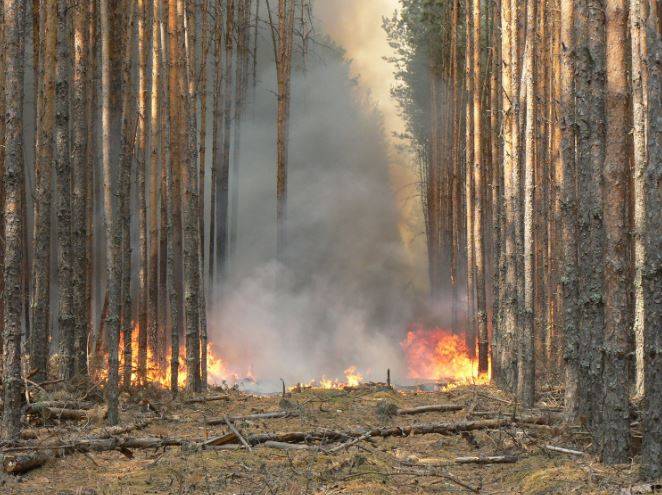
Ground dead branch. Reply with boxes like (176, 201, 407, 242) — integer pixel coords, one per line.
(224, 416, 252, 452)
(324, 431, 373, 454)
(396, 404, 463, 415)
(455, 455, 519, 464)
(262, 441, 319, 452)
(206, 410, 297, 425)
(28, 400, 96, 410)
(544, 445, 585, 456)
(26, 404, 105, 421)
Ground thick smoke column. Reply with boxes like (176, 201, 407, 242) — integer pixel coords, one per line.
(207, 10, 422, 388)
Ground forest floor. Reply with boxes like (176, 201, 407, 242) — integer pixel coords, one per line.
(0, 380, 656, 495)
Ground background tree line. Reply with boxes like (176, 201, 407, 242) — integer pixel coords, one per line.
(386, 0, 660, 478)
(1, 0, 309, 438)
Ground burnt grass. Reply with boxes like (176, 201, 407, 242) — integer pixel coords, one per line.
(1, 382, 649, 494)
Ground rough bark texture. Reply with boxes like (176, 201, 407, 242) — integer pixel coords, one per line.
(472, 0, 489, 375)
(71, 0, 89, 376)
(641, 0, 661, 480)
(600, 0, 631, 465)
(2, 0, 26, 442)
(55, 0, 74, 380)
(559, 0, 581, 422)
(31, 0, 56, 384)
(0, 0, 6, 378)
(519, 0, 536, 408)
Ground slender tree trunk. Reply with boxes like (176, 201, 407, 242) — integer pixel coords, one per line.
(55, 0, 74, 380)
(518, 0, 536, 407)
(600, 0, 631, 464)
(275, 0, 295, 258)
(641, 1, 661, 479)
(71, 0, 89, 377)
(472, 0, 489, 374)
(31, 0, 55, 384)
(559, 0, 581, 422)
(180, 0, 201, 392)
(146, 0, 161, 386)
(630, 0, 648, 398)
(0, 0, 5, 379)
(465, 0, 476, 359)
(158, 0, 169, 367)
(2, 0, 26, 442)
(497, 0, 518, 391)
(209, 4, 223, 287)
(135, 0, 148, 388)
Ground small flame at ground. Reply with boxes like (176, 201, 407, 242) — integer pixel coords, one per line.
(401, 324, 489, 384)
(295, 366, 366, 390)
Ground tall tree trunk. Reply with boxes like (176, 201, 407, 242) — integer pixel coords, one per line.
(180, 0, 201, 392)
(217, 0, 234, 280)
(2, 0, 26, 442)
(464, 0, 476, 359)
(167, 0, 184, 394)
(473, 0, 489, 375)
(560, 0, 581, 422)
(497, 0, 518, 391)
(146, 0, 161, 386)
(518, 0, 536, 407)
(275, 0, 295, 258)
(55, 0, 74, 380)
(71, 0, 89, 377)
(209, 4, 223, 287)
(31, 0, 55, 384)
(600, 0, 631, 465)
(575, 0, 606, 433)
(641, 1, 661, 479)
(0, 0, 7, 378)
(135, 0, 148, 388)
(630, 0, 648, 398)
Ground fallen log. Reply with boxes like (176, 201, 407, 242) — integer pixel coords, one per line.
(1, 452, 50, 474)
(28, 400, 96, 410)
(396, 404, 463, 415)
(455, 455, 519, 464)
(26, 404, 104, 421)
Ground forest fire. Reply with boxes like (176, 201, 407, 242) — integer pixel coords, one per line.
(401, 325, 489, 383)
(293, 366, 366, 390)
(116, 324, 235, 388)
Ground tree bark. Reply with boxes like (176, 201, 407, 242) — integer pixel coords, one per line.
(519, 0, 536, 408)
(2, 0, 26, 442)
(71, 0, 89, 377)
(641, 0, 661, 479)
(30, 0, 55, 384)
(55, 0, 74, 380)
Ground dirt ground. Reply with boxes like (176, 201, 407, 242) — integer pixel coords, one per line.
(0, 382, 656, 494)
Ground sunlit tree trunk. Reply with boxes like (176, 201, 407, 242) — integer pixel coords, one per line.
(600, 0, 631, 465)
(630, 0, 648, 398)
(472, 0, 489, 374)
(2, 0, 26, 442)
(641, 1, 661, 479)
(518, 0, 536, 407)
(135, 0, 148, 388)
(31, 0, 55, 384)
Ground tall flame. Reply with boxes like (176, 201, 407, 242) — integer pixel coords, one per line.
(401, 324, 489, 383)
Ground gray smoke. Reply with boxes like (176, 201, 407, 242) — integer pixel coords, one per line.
(207, 25, 420, 389)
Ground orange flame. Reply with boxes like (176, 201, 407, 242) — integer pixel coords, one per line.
(401, 324, 489, 383)
(295, 366, 366, 390)
(113, 323, 236, 388)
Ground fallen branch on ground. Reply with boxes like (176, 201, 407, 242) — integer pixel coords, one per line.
(455, 455, 519, 464)
(206, 410, 298, 425)
(183, 395, 230, 404)
(262, 441, 320, 452)
(544, 445, 585, 456)
(26, 404, 105, 421)
(395, 404, 463, 415)
(224, 416, 252, 452)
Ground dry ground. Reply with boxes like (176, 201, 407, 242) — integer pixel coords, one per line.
(0, 381, 656, 494)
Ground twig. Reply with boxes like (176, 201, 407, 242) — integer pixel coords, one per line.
(544, 445, 585, 456)
(324, 431, 373, 454)
(455, 455, 519, 464)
